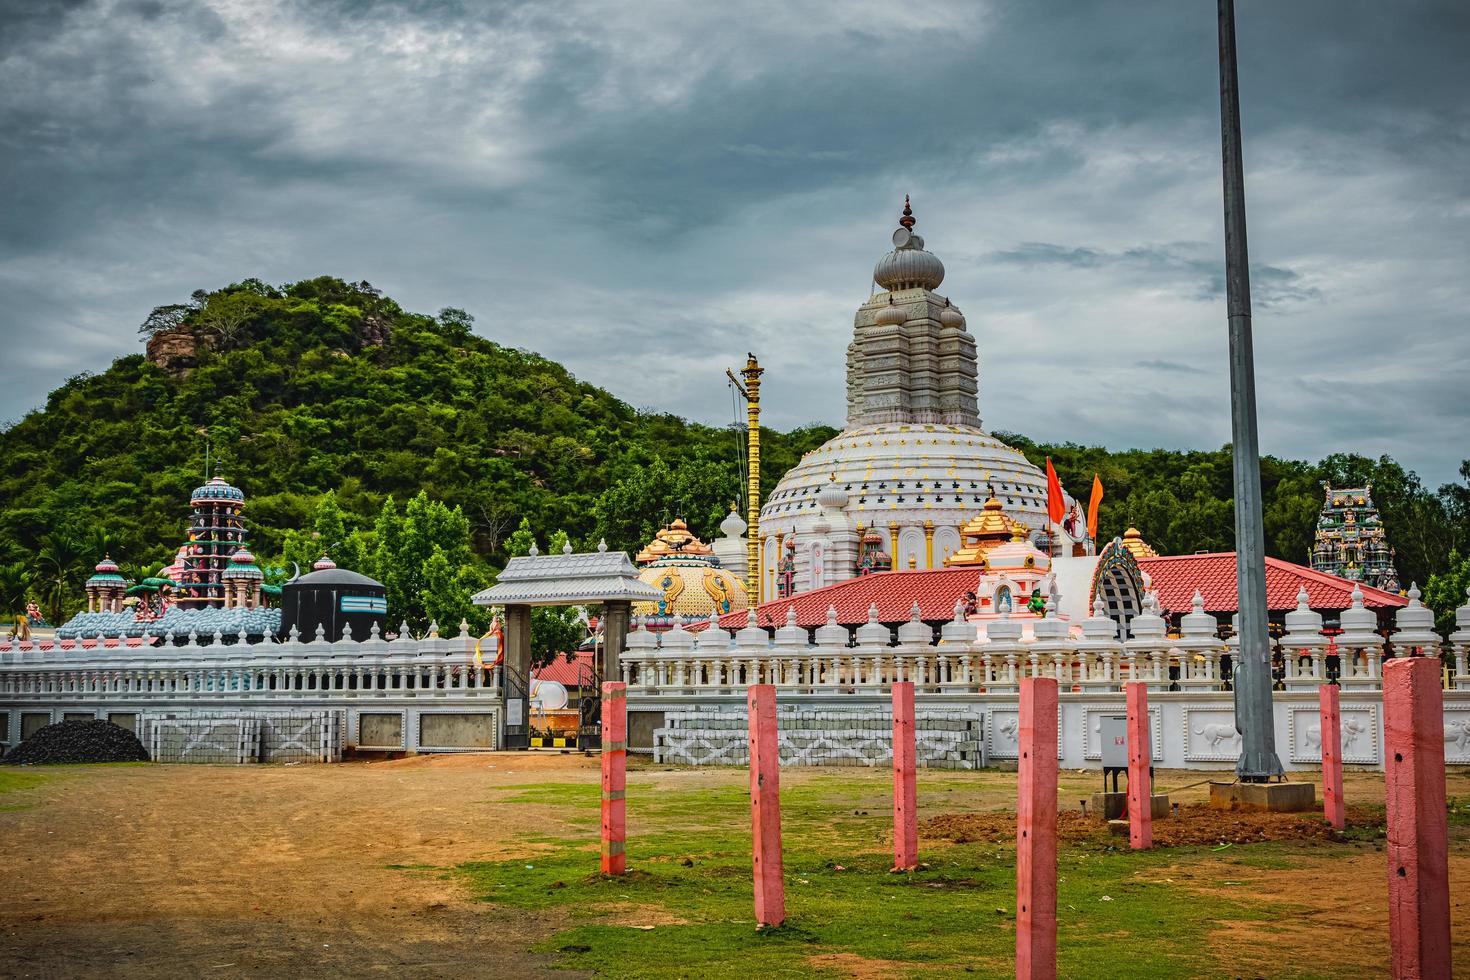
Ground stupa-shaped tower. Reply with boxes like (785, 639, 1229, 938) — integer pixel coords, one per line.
(759, 199, 1093, 598)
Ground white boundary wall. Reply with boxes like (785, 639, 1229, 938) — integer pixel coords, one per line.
(0, 624, 505, 758)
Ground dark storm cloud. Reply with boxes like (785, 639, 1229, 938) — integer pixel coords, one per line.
(0, 0, 1466, 486)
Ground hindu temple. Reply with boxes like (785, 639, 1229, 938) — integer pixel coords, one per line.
(756, 199, 1093, 599)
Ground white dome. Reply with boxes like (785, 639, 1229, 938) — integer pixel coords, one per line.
(874, 246, 945, 291)
(759, 422, 1051, 536)
(939, 305, 965, 329)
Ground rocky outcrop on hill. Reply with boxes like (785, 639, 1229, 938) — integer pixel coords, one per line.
(145, 327, 198, 374)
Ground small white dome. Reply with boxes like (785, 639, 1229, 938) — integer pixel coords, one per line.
(719, 506, 747, 538)
(817, 477, 848, 511)
(939, 305, 965, 329)
(874, 301, 907, 326)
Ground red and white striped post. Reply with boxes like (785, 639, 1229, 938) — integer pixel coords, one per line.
(1319, 683, 1345, 831)
(1016, 676, 1058, 980)
(1125, 681, 1152, 850)
(1383, 657, 1451, 978)
(748, 684, 786, 927)
(891, 681, 918, 871)
(600, 681, 627, 875)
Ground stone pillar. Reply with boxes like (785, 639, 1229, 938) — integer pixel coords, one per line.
(602, 600, 630, 687)
(1017, 676, 1058, 980)
(1126, 681, 1152, 850)
(1384, 656, 1451, 978)
(1319, 683, 1344, 831)
(505, 604, 532, 740)
(601, 682, 627, 875)
(891, 681, 918, 871)
(747, 684, 785, 927)
(888, 521, 900, 565)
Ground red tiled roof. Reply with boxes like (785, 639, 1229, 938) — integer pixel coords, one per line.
(710, 552, 1406, 631)
(532, 650, 595, 687)
(1138, 553, 1406, 615)
(718, 567, 984, 630)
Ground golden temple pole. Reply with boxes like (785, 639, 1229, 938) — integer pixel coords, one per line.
(923, 520, 935, 568)
(728, 354, 764, 601)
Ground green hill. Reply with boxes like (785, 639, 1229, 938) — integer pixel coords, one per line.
(1, 275, 1465, 627)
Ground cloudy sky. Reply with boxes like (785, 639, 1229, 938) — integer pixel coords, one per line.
(1, 0, 1466, 485)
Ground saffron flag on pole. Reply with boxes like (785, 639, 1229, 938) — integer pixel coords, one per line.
(1087, 473, 1104, 541)
(1045, 457, 1066, 525)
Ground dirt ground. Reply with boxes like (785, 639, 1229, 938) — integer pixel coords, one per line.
(1, 752, 599, 979)
(3, 759, 1468, 978)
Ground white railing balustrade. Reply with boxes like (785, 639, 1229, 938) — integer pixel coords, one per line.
(618, 586, 1470, 699)
(0, 621, 502, 705)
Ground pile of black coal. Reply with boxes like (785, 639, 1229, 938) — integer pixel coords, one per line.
(3, 720, 150, 765)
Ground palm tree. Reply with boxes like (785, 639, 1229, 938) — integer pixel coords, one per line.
(37, 532, 85, 625)
(0, 562, 31, 617)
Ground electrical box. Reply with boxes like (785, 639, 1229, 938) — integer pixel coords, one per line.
(1100, 713, 1129, 769)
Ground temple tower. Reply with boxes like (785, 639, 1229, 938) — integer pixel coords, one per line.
(1311, 485, 1400, 593)
(176, 476, 248, 607)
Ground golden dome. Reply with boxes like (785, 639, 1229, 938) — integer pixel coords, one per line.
(946, 493, 1022, 566)
(633, 557, 749, 621)
(1121, 527, 1159, 560)
(634, 518, 715, 565)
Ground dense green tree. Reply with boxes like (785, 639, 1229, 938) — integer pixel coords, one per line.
(1425, 551, 1470, 635)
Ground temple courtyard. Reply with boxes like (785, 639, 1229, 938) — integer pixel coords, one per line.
(2, 758, 1468, 978)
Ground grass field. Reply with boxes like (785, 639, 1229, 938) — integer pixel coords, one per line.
(456, 767, 1470, 979)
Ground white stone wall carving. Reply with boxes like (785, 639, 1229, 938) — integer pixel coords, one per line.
(1287, 702, 1381, 765)
(1444, 707, 1470, 763)
(1180, 704, 1242, 763)
(987, 707, 1064, 761)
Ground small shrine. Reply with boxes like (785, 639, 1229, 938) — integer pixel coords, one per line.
(631, 519, 749, 626)
(1310, 485, 1400, 593)
(946, 491, 1024, 566)
(84, 556, 129, 613)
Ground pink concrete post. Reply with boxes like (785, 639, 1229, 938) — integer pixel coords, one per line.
(1319, 683, 1345, 831)
(1016, 676, 1058, 980)
(1125, 681, 1152, 850)
(600, 681, 627, 875)
(891, 681, 918, 871)
(748, 684, 786, 927)
(1383, 657, 1451, 978)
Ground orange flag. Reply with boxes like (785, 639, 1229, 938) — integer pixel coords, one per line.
(1045, 457, 1066, 524)
(1087, 473, 1104, 540)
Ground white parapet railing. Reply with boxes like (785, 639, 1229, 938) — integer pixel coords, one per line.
(618, 587, 1470, 772)
(0, 620, 505, 756)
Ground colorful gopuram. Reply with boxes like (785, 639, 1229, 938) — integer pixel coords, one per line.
(757, 199, 1093, 599)
(1310, 484, 1400, 593)
(632, 518, 749, 626)
(176, 476, 249, 607)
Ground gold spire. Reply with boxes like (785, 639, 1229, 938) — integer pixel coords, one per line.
(1120, 527, 1158, 560)
(946, 491, 1023, 566)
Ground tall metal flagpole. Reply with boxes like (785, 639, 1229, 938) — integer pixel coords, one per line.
(1218, 0, 1283, 781)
